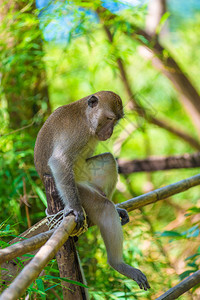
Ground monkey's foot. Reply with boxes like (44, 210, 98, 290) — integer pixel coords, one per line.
(64, 206, 85, 228)
(131, 268, 150, 291)
(64, 206, 88, 237)
(110, 262, 150, 291)
(116, 207, 129, 225)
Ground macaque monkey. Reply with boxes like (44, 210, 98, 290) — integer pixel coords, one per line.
(34, 91, 150, 290)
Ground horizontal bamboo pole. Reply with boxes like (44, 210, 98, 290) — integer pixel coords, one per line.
(0, 215, 76, 300)
(156, 270, 200, 300)
(0, 229, 54, 264)
(117, 174, 200, 211)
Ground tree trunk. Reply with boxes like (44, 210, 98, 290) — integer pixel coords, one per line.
(44, 175, 88, 300)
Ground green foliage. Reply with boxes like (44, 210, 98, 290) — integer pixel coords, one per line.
(0, 0, 200, 299)
(156, 204, 200, 291)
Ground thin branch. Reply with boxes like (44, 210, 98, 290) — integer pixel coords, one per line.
(0, 121, 34, 137)
(118, 152, 200, 173)
(0, 215, 76, 300)
(138, 45, 200, 135)
(116, 173, 200, 211)
(102, 25, 200, 150)
(144, 0, 200, 133)
(22, 177, 31, 228)
(98, 7, 200, 118)
(149, 117, 200, 150)
(156, 270, 200, 300)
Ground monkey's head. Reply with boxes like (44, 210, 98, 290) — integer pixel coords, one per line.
(87, 91, 124, 141)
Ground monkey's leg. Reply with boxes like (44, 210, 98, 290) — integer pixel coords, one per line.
(78, 185, 150, 290)
(99, 201, 150, 291)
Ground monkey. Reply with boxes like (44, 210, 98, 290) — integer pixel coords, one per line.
(34, 91, 150, 290)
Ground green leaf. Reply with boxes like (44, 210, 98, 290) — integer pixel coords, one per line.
(44, 275, 88, 288)
(179, 270, 194, 280)
(160, 231, 182, 238)
(137, 35, 149, 45)
(27, 286, 47, 296)
(156, 12, 170, 34)
(187, 207, 200, 215)
(0, 240, 9, 248)
(36, 278, 46, 300)
(185, 253, 200, 261)
(45, 283, 60, 291)
(35, 186, 47, 206)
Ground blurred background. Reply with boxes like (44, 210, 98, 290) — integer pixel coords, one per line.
(0, 0, 200, 299)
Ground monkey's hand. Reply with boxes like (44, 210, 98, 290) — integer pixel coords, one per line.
(131, 268, 150, 291)
(64, 206, 85, 230)
(116, 208, 129, 225)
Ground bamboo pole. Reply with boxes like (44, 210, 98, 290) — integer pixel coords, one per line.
(0, 215, 76, 300)
(156, 270, 200, 300)
(0, 229, 53, 264)
(116, 174, 200, 211)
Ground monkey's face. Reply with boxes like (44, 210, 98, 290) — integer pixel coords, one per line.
(87, 91, 124, 141)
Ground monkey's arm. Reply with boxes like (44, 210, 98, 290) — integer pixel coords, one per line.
(48, 152, 85, 229)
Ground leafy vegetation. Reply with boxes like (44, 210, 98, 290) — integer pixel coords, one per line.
(0, 0, 200, 299)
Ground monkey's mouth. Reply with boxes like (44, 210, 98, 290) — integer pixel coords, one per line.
(96, 128, 113, 141)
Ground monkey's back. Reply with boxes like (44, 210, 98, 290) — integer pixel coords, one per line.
(34, 99, 89, 181)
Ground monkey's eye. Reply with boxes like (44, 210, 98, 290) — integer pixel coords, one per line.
(107, 117, 114, 121)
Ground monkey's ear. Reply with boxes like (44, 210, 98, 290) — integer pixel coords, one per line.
(88, 95, 98, 108)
